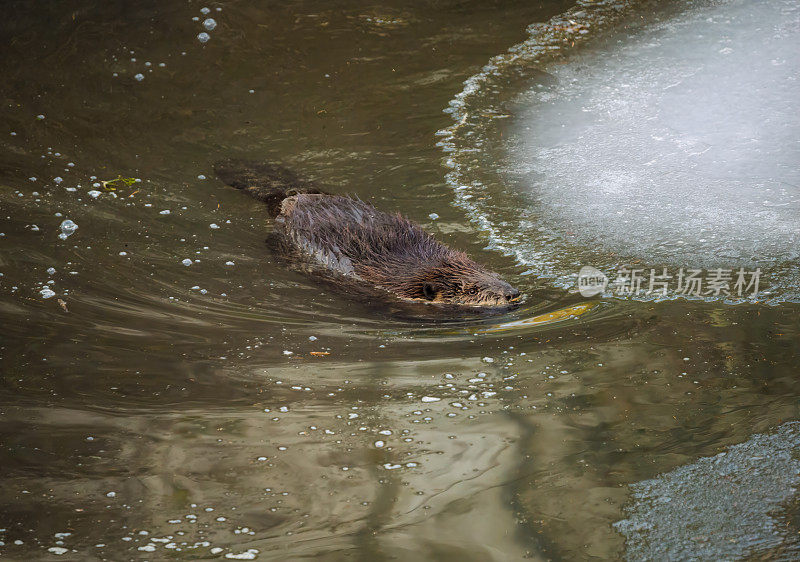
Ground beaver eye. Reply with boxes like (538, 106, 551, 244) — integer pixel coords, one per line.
(467, 287, 479, 295)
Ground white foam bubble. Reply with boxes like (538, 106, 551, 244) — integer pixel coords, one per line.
(439, 0, 800, 303)
(512, 0, 800, 269)
(58, 219, 78, 240)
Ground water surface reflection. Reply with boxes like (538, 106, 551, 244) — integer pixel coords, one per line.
(1, 0, 799, 560)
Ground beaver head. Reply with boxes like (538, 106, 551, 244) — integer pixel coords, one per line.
(408, 258, 520, 307)
(359, 253, 521, 308)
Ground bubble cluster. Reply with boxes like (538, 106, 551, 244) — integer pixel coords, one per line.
(58, 219, 78, 240)
(195, 7, 219, 43)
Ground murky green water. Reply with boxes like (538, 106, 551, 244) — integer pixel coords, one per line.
(1, 1, 799, 560)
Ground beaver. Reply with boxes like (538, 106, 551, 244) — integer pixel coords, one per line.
(214, 160, 521, 308)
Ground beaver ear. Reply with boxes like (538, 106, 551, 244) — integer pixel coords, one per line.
(422, 283, 437, 301)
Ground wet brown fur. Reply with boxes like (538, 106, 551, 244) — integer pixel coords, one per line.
(214, 160, 520, 308)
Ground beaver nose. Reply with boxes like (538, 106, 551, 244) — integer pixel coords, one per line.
(505, 289, 521, 302)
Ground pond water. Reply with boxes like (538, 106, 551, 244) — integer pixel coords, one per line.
(1, 0, 798, 560)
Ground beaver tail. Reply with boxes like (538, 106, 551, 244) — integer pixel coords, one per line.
(213, 159, 328, 217)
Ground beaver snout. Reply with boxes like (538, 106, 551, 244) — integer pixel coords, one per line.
(505, 289, 521, 302)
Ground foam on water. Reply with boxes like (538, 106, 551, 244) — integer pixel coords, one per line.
(439, 0, 800, 303)
(614, 422, 800, 560)
(515, 0, 800, 269)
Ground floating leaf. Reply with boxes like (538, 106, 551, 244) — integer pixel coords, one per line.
(100, 176, 138, 191)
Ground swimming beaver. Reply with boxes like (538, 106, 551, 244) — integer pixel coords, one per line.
(214, 160, 521, 308)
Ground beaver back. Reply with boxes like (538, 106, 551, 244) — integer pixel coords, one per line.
(275, 194, 448, 280)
